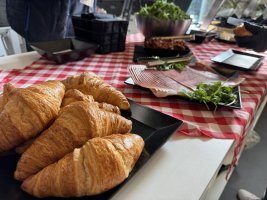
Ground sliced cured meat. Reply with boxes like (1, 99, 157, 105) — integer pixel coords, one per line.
(128, 62, 244, 98)
(129, 65, 189, 97)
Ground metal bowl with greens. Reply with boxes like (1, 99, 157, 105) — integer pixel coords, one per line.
(136, 0, 190, 20)
(136, 0, 191, 38)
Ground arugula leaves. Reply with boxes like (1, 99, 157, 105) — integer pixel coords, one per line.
(136, 0, 190, 20)
(156, 62, 186, 71)
(181, 81, 237, 109)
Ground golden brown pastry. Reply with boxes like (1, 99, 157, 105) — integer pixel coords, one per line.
(233, 26, 253, 37)
(0, 95, 3, 112)
(15, 101, 132, 181)
(62, 72, 130, 110)
(62, 89, 120, 114)
(0, 83, 16, 112)
(61, 88, 94, 107)
(0, 80, 65, 152)
(15, 88, 121, 155)
(21, 133, 144, 198)
(15, 138, 35, 154)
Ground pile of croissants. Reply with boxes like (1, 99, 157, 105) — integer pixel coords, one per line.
(0, 71, 144, 198)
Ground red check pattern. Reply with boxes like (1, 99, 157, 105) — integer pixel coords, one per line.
(0, 33, 267, 142)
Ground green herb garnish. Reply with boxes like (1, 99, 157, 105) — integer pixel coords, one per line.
(181, 81, 237, 110)
(136, 0, 190, 20)
(156, 62, 186, 71)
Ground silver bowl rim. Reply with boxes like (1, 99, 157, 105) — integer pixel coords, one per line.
(135, 14, 192, 23)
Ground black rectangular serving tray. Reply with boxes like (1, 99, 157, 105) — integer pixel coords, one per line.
(125, 77, 242, 109)
(188, 30, 217, 44)
(30, 39, 98, 64)
(211, 49, 264, 71)
(133, 45, 190, 62)
(0, 99, 183, 200)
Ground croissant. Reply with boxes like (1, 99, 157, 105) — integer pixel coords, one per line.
(62, 72, 130, 110)
(0, 94, 2, 112)
(15, 101, 132, 181)
(15, 89, 121, 155)
(62, 89, 120, 114)
(21, 133, 144, 197)
(0, 80, 65, 152)
(0, 95, 3, 112)
(0, 83, 16, 112)
(15, 137, 36, 154)
(233, 26, 253, 37)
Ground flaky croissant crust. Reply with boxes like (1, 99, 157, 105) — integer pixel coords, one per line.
(61, 89, 120, 114)
(62, 72, 130, 110)
(0, 80, 65, 152)
(0, 83, 16, 112)
(15, 101, 132, 181)
(21, 133, 144, 198)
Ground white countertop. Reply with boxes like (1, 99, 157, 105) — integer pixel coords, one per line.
(0, 51, 262, 200)
(0, 51, 40, 70)
(114, 135, 234, 200)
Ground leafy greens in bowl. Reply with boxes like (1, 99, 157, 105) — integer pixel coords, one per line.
(136, 0, 190, 20)
(135, 0, 191, 38)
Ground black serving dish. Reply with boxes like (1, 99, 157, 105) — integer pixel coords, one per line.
(133, 45, 190, 62)
(189, 30, 217, 44)
(0, 99, 182, 200)
(125, 77, 242, 109)
(30, 39, 98, 64)
(212, 49, 264, 71)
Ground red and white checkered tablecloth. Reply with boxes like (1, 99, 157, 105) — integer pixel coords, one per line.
(1, 33, 267, 142)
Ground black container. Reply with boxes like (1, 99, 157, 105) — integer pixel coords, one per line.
(212, 49, 264, 71)
(72, 15, 129, 54)
(133, 45, 191, 62)
(189, 30, 217, 44)
(30, 39, 98, 64)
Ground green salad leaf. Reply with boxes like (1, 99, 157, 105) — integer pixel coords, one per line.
(156, 62, 186, 71)
(136, 0, 190, 20)
(181, 81, 238, 110)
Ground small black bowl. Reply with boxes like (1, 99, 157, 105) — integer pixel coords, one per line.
(30, 39, 98, 64)
(189, 30, 217, 44)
